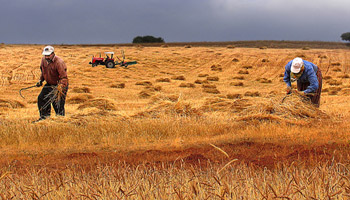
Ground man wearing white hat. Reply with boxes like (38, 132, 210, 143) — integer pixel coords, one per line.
(283, 57, 322, 107)
(34, 45, 69, 122)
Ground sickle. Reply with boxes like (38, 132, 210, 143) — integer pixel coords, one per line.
(19, 85, 37, 99)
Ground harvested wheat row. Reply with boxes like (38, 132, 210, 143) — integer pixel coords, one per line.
(150, 94, 179, 103)
(236, 94, 331, 124)
(179, 83, 195, 88)
(200, 97, 251, 112)
(135, 81, 153, 86)
(71, 87, 91, 93)
(172, 75, 186, 80)
(134, 100, 202, 118)
(77, 98, 117, 111)
(110, 83, 126, 88)
(0, 98, 26, 109)
(156, 78, 171, 82)
(67, 94, 94, 104)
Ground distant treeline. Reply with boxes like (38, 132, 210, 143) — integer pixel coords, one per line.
(132, 35, 165, 43)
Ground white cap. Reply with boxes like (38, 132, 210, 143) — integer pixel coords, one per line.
(42, 46, 54, 55)
(291, 57, 303, 73)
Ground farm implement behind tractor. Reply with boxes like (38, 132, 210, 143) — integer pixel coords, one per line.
(89, 50, 137, 68)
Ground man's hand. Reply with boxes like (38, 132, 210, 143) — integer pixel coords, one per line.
(36, 80, 43, 87)
(286, 86, 292, 94)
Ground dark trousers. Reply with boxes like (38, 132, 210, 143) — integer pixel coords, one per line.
(297, 68, 322, 107)
(37, 84, 68, 119)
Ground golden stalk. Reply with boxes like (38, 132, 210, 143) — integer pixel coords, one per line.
(209, 143, 229, 158)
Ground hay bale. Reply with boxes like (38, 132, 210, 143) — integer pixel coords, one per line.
(171, 75, 186, 80)
(156, 78, 171, 82)
(242, 65, 253, 69)
(194, 79, 209, 84)
(72, 87, 91, 93)
(302, 47, 310, 50)
(338, 74, 350, 78)
(211, 65, 222, 71)
(256, 78, 272, 83)
(227, 94, 242, 99)
(203, 88, 220, 94)
(295, 54, 306, 58)
(232, 58, 239, 62)
(67, 94, 94, 104)
(198, 74, 209, 77)
(143, 85, 162, 92)
(244, 91, 260, 97)
(139, 90, 153, 99)
(261, 59, 269, 62)
(238, 70, 249, 74)
(237, 94, 331, 124)
(184, 45, 192, 48)
(328, 90, 338, 95)
(332, 67, 342, 72)
(207, 76, 219, 81)
(202, 84, 216, 89)
(179, 83, 195, 88)
(323, 75, 332, 80)
(232, 76, 245, 80)
(77, 98, 117, 111)
(259, 46, 267, 49)
(153, 85, 162, 91)
(110, 83, 125, 88)
(230, 82, 244, 86)
(331, 62, 341, 66)
(340, 88, 350, 95)
(326, 79, 342, 86)
(227, 45, 235, 49)
(326, 86, 341, 95)
(135, 81, 153, 86)
(329, 86, 342, 91)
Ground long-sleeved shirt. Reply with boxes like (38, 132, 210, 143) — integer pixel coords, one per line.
(283, 60, 319, 93)
(40, 55, 68, 87)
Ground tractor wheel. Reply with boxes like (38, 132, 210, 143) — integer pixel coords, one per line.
(92, 63, 97, 67)
(106, 61, 115, 68)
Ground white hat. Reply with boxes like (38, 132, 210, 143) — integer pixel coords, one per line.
(42, 46, 54, 55)
(291, 57, 303, 73)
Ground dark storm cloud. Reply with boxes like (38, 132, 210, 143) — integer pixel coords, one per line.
(0, 0, 349, 44)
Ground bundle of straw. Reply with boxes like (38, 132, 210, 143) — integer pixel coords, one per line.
(42, 85, 66, 110)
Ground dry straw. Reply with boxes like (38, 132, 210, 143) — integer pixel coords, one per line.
(67, 94, 94, 104)
(41, 85, 66, 111)
(77, 98, 117, 111)
(134, 99, 202, 118)
(71, 87, 91, 93)
(0, 98, 26, 109)
(237, 93, 331, 124)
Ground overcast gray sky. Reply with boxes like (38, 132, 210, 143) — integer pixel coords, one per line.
(0, 0, 349, 44)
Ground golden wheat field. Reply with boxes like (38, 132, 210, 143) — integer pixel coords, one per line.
(1, 43, 350, 199)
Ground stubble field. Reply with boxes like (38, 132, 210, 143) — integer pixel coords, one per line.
(0, 43, 350, 199)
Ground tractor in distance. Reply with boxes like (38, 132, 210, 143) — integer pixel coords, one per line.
(89, 50, 137, 68)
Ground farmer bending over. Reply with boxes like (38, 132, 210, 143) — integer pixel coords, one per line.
(283, 57, 322, 107)
(34, 46, 69, 122)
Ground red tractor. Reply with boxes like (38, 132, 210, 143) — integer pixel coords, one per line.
(89, 50, 137, 68)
